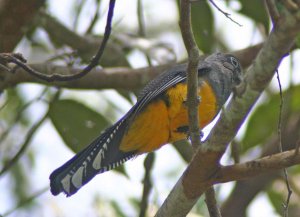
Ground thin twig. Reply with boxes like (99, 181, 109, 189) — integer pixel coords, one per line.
(287, 176, 300, 199)
(0, 0, 116, 82)
(139, 153, 155, 217)
(137, 0, 146, 37)
(0, 90, 60, 177)
(205, 187, 222, 217)
(0, 112, 48, 177)
(2, 187, 49, 217)
(276, 69, 292, 217)
(137, 0, 152, 66)
(86, 0, 102, 34)
(208, 0, 242, 27)
(73, 0, 85, 30)
(0, 87, 49, 144)
(0, 96, 10, 111)
(56, 0, 115, 79)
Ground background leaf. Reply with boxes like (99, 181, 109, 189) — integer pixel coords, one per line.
(176, 0, 214, 53)
(48, 99, 128, 176)
(267, 187, 285, 215)
(241, 95, 278, 152)
(238, 0, 270, 31)
(241, 85, 300, 152)
(191, 1, 214, 53)
(49, 99, 110, 153)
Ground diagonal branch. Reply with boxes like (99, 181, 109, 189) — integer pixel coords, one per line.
(205, 187, 222, 217)
(155, 3, 300, 217)
(0, 90, 61, 177)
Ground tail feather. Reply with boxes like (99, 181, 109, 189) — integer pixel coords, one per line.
(50, 119, 135, 196)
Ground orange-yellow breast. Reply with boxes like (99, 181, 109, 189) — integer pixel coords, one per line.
(119, 81, 217, 153)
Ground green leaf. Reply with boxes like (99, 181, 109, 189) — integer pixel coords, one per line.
(110, 200, 128, 217)
(241, 85, 300, 152)
(49, 99, 128, 177)
(176, 0, 214, 53)
(238, 0, 270, 31)
(290, 85, 300, 112)
(49, 99, 110, 153)
(267, 188, 284, 215)
(1, 88, 26, 125)
(191, 1, 214, 53)
(241, 95, 279, 152)
(295, 33, 300, 48)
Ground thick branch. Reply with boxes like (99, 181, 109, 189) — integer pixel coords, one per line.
(0, 63, 170, 91)
(0, 43, 263, 91)
(156, 4, 300, 217)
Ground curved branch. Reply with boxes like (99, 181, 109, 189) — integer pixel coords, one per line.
(3, 1, 116, 82)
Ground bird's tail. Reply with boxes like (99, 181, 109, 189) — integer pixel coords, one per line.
(49, 119, 135, 196)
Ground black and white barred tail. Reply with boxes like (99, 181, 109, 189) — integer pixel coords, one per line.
(49, 119, 135, 196)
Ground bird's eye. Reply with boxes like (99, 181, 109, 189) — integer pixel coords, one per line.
(230, 57, 239, 68)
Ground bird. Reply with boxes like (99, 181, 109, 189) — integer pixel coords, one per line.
(49, 53, 242, 197)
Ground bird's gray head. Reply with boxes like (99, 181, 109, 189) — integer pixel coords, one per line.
(198, 53, 243, 107)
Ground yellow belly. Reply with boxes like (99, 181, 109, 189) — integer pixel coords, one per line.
(167, 82, 217, 142)
(119, 81, 217, 153)
(119, 99, 170, 153)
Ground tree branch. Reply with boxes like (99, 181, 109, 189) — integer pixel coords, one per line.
(205, 187, 222, 217)
(0, 62, 171, 91)
(179, 0, 201, 151)
(1, 0, 117, 82)
(0, 90, 60, 177)
(215, 149, 300, 183)
(208, 0, 242, 26)
(221, 113, 300, 217)
(0, 43, 264, 91)
(0, 112, 48, 177)
(155, 4, 300, 216)
(139, 153, 155, 217)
